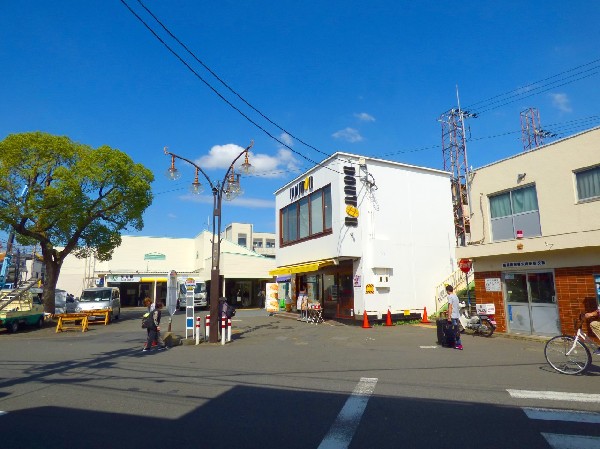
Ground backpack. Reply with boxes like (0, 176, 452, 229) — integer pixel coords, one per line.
(141, 312, 152, 329)
(226, 306, 236, 318)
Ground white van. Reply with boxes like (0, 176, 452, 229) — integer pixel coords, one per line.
(76, 287, 121, 320)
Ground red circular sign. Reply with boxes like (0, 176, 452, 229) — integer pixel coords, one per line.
(458, 259, 472, 273)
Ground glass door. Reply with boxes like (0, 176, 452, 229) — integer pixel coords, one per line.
(504, 271, 559, 335)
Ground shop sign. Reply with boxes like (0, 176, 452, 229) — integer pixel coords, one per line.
(289, 176, 313, 200)
(502, 260, 545, 268)
(107, 274, 141, 283)
(353, 275, 361, 287)
(144, 252, 166, 261)
(343, 166, 358, 227)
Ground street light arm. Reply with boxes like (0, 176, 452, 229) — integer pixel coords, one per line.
(163, 146, 215, 190)
(218, 140, 254, 194)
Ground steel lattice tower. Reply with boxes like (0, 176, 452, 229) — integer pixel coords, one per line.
(520, 107, 556, 152)
(440, 107, 475, 247)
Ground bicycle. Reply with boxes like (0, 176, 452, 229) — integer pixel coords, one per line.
(544, 313, 600, 375)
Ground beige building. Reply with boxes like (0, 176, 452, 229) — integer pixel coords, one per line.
(456, 127, 600, 336)
(57, 224, 276, 308)
(224, 222, 276, 258)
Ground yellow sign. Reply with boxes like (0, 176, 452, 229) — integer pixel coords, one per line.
(346, 205, 359, 218)
(404, 310, 410, 316)
(365, 284, 374, 294)
(303, 177, 311, 190)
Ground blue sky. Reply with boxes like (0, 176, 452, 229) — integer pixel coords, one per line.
(1, 1, 599, 242)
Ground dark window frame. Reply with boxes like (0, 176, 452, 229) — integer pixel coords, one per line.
(280, 184, 332, 247)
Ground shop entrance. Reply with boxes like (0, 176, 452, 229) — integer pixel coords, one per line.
(322, 272, 354, 319)
(504, 271, 559, 335)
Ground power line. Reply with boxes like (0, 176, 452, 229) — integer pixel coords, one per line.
(119, 0, 349, 178)
(133, 0, 331, 160)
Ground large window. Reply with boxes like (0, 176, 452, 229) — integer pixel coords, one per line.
(281, 185, 332, 246)
(576, 165, 600, 202)
(489, 185, 541, 241)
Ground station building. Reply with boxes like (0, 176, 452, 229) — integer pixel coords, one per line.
(269, 152, 457, 321)
(57, 224, 276, 307)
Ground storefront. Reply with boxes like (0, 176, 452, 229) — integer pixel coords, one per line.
(271, 152, 456, 321)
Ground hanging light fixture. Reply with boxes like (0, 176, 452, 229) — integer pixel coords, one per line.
(165, 155, 181, 180)
(189, 168, 204, 194)
(240, 150, 254, 175)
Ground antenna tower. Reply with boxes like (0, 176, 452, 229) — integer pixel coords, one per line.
(520, 107, 555, 152)
(440, 93, 476, 247)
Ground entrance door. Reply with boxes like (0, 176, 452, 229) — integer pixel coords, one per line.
(504, 271, 559, 335)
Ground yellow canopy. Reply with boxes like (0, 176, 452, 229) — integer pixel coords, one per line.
(269, 259, 335, 276)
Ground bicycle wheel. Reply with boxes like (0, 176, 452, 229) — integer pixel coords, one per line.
(544, 335, 591, 375)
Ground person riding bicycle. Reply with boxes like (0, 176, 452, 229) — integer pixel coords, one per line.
(584, 306, 600, 355)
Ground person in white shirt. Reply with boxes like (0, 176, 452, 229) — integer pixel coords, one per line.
(446, 285, 463, 350)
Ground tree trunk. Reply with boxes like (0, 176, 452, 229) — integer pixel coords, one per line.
(40, 247, 63, 315)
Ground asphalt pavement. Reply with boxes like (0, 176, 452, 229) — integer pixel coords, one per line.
(1, 307, 599, 449)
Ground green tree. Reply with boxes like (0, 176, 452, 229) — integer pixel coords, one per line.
(0, 132, 154, 313)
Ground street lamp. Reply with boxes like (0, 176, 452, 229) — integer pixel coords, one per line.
(164, 141, 254, 343)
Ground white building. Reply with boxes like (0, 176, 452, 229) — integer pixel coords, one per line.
(270, 152, 456, 321)
(57, 225, 276, 307)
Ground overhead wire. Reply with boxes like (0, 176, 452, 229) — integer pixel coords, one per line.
(119, 0, 348, 177)
(121, 0, 600, 176)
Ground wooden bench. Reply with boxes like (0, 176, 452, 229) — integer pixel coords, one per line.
(82, 309, 111, 325)
(55, 314, 89, 333)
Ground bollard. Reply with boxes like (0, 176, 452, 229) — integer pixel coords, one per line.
(221, 316, 226, 346)
(227, 317, 232, 342)
(195, 316, 201, 345)
(205, 314, 210, 342)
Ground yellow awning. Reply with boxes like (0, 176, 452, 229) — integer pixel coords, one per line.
(269, 259, 335, 276)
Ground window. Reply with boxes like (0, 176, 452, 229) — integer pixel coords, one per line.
(489, 185, 541, 241)
(266, 239, 275, 248)
(576, 165, 600, 201)
(253, 239, 263, 248)
(280, 184, 332, 246)
(238, 233, 247, 247)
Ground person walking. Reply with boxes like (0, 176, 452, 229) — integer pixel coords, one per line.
(143, 302, 166, 352)
(446, 285, 463, 350)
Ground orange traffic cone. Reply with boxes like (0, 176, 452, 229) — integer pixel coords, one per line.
(385, 309, 393, 326)
(421, 306, 431, 324)
(362, 310, 370, 328)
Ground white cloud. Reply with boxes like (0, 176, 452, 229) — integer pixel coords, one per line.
(179, 193, 274, 208)
(280, 132, 293, 146)
(332, 127, 363, 143)
(549, 93, 572, 113)
(195, 142, 299, 179)
(354, 112, 375, 122)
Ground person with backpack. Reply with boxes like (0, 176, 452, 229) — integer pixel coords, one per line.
(143, 302, 167, 352)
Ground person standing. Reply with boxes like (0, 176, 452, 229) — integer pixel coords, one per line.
(446, 285, 463, 350)
(143, 302, 166, 351)
(296, 286, 308, 321)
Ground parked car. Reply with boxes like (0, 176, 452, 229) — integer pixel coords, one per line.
(76, 287, 121, 320)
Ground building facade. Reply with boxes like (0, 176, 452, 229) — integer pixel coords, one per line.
(456, 127, 600, 337)
(270, 152, 456, 321)
(57, 225, 276, 308)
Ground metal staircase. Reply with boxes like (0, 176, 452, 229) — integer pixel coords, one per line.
(433, 268, 472, 313)
(0, 279, 40, 311)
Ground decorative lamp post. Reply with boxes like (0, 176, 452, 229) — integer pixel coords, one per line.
(164, 141, 254, 343)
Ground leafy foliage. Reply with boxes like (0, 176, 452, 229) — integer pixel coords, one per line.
(0, 131, 154, 311)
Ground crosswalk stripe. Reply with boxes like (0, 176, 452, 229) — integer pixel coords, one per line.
(317, 377, 378, 449)
(541, 433, 600, 449)
(523, 407, 600, 424)
(507, 389, 600, 403)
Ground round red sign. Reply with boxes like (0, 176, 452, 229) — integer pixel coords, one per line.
(458, 259, 472, 273)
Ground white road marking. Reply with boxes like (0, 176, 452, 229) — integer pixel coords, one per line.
(523, 407, 600, 424)
(0, 411, 6, 416)
(420, 345, 438, 349)
(541, 433, 600, 449)
(317, 377, 378, 449)
(507, 389, 600, 403)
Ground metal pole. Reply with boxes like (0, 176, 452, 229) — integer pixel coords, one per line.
(209, 187, 221, 343)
